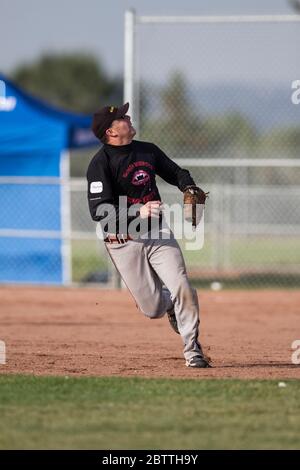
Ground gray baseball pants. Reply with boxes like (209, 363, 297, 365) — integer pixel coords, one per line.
(104, 225, 203, 362)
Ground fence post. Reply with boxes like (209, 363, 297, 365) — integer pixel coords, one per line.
(223, 184, 231, 271)
(124, 9, 137, 131)
(60, 150, 72, 285)
(211, 184, 223, 273)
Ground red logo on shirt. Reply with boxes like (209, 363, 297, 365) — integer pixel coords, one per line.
(127, 190, 157, 204)
(131, 169, 150, 186)
(122, 161, 154, 178)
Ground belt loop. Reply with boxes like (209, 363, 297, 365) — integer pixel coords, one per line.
(105, 233, 131, 244)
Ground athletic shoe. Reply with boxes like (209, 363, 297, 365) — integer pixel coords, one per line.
(185, 355, 212, 368)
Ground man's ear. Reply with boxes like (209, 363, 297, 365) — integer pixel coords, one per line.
(106, 127, 117, 138)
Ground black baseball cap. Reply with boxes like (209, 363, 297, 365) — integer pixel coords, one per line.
(92, 102, 130, 139)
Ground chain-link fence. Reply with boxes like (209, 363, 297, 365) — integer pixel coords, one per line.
(158, 162, 300, 287)
(1, 161, 300, 287)
(128, 13, 300, 159)
(1, 13, 300, 288)
(70, 178, 109, 284)
(0, 175, 111, 286)
(70, 159, 300, 288)
(123, 11, 300, 287)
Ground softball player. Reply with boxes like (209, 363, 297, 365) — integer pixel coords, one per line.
(87, 102, 210, 368)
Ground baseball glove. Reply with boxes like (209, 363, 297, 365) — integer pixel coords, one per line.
(183, 185, 209, 229)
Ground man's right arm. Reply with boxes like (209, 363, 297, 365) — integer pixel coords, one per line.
(86, 156, 114, 222)
(86, 154, 141, 234)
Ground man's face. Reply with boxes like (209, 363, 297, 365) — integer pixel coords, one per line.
(109, 114, 136, 139)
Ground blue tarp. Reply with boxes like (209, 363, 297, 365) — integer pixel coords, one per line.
(0, 73, 98, 284)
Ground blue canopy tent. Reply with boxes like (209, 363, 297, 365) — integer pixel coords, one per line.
(0, 73, 98, 284)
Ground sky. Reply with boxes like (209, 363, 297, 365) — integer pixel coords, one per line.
(0, 0, 297, 82)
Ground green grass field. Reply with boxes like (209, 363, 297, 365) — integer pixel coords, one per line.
(0, 376, 299, 450)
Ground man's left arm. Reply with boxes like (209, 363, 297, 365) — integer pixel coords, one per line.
(153, 144, 196, 191)
(154, 144, 208, 228)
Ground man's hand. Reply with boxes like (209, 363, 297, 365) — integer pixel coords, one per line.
(140, 200, 162, 219)
(183, 185, 209, 229)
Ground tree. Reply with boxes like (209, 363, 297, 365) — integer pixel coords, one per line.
(161, 71, 189, 119)
(261, 126, 300, 156)
(156, 71, 206, 156)
(140, 71, 258, 158)
(203, 113, 258, 154)
(12, 53, 122, 113)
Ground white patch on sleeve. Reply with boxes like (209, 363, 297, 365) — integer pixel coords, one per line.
(90, 181, 103, 194)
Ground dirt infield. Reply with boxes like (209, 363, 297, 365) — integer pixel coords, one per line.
(0, 286, 299, 379)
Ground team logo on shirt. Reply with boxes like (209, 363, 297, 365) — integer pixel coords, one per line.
(131, 169, 150, 186)
(90, 181, 103, 193)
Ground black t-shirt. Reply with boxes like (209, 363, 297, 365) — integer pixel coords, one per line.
(86, 139, 195, 234)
